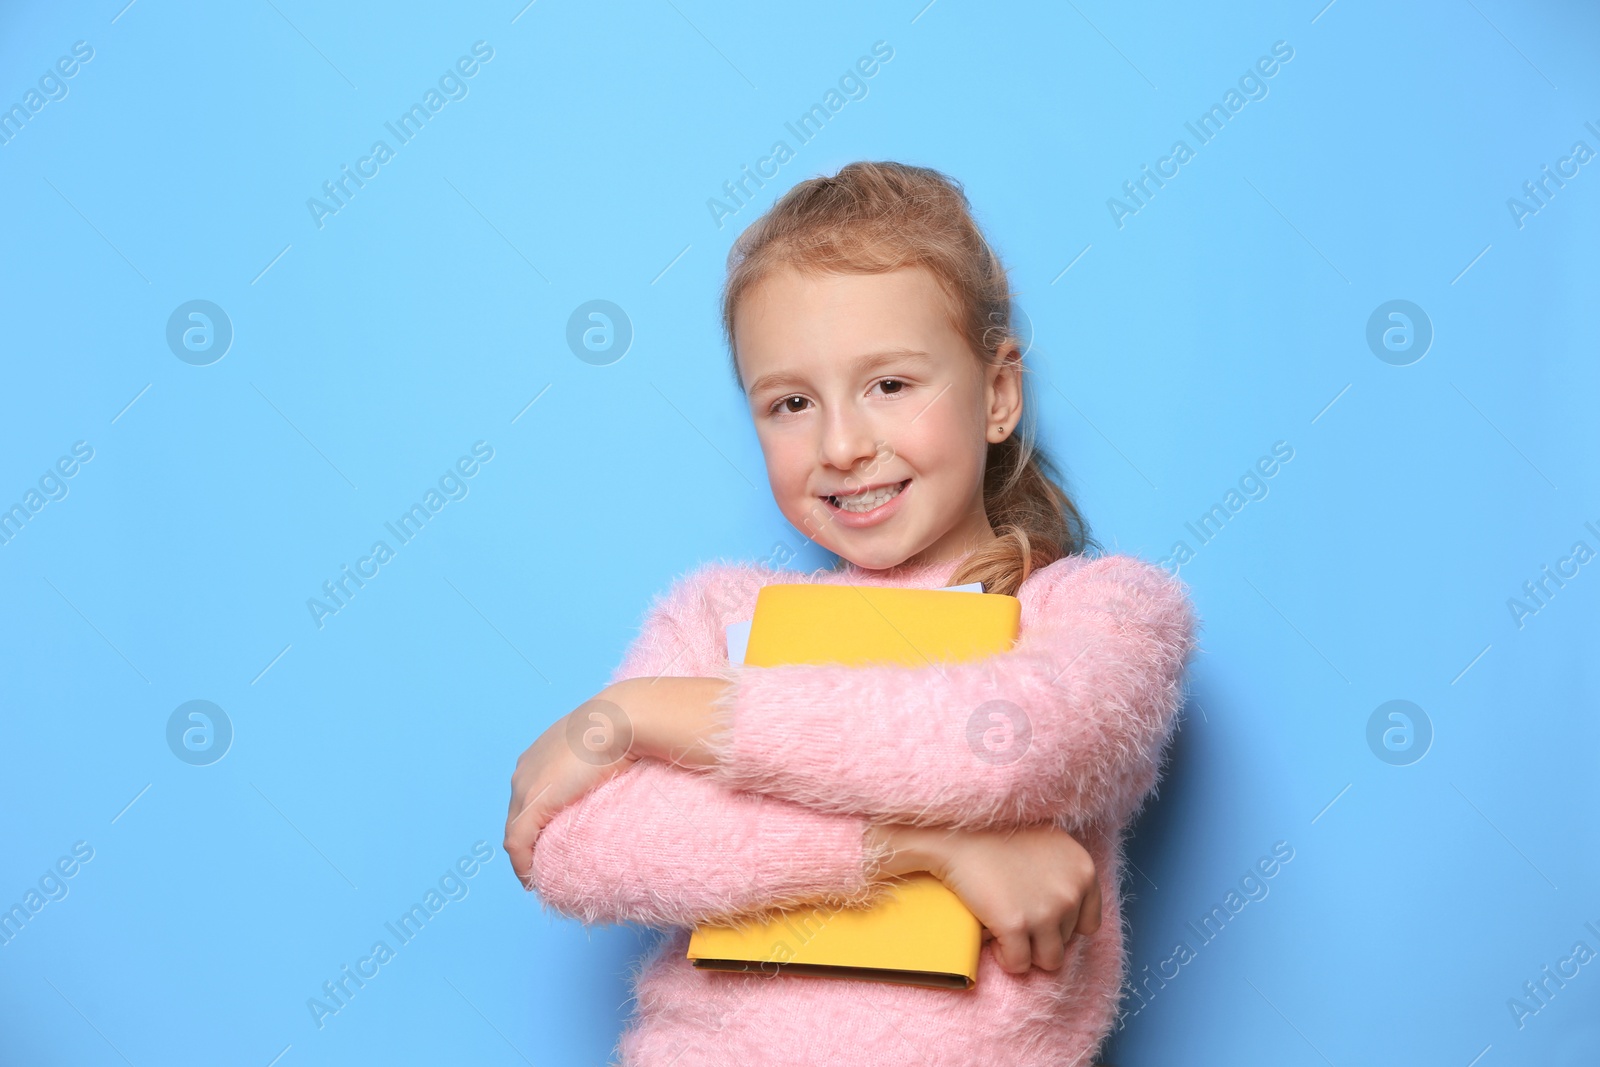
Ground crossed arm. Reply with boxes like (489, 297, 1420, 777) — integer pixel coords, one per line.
(517, 554, 1197, 929)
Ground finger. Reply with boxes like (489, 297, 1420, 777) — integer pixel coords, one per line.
(504, 792, 537, 843)
(996, 929, 1032, 975)
(507, 782, 553, 830)
(503, 810, 545, 889)
(1076, 875, 1103, 937)
(1031, 923, 1067, 971)
(506, 773, 528, 823)
(503, 786, 553, 877)
(503, 828, 535, 888)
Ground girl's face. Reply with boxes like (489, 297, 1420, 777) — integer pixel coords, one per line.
(734, 265, 1023, 572)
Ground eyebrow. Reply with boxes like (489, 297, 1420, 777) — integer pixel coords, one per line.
(746, 348, 935, 396)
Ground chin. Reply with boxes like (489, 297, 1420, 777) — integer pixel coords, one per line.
(830, 543, 912, 572)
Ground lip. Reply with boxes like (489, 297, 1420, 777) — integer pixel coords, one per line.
(819, 478, 905, 498)
(820, 478, 911, 529)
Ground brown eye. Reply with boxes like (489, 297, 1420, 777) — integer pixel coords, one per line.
(879, 379, 905, 395)
(774, 395, 809, 414)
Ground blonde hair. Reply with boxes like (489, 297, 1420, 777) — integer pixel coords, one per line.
(721, 160, 1096, 597)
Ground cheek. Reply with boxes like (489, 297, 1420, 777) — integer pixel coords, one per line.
(756, 429, 809, 496)
(895, 410, 983, 477)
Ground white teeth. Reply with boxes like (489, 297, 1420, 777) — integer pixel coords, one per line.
(830, 480, 905, 513)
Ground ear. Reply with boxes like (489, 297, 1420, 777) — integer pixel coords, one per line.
(984, 342, 1024, 443)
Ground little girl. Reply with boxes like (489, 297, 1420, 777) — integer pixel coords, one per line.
(504, 161, 1198, 1067)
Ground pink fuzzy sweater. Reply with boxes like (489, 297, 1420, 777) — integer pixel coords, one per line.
(530, 551, 1198, 1067)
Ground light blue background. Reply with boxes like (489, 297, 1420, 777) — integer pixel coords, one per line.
(2, 1, 1597, 1064)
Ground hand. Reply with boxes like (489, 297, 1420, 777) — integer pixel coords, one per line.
(504, 692, 638, 891)
(868, 823, 1102, 975)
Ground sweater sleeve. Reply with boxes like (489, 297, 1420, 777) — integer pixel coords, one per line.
(529, 758, 892, 928)
(528, 563, 894, 928)
(699, 554, 1200, 834)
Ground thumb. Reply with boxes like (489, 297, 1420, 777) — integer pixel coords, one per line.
(511, 828, 547, 891)
(504, 809, 549, 890)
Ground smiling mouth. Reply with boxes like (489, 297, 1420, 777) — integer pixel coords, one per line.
(825, 479, 910, 514)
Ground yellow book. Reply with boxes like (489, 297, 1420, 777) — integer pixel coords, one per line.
(685, 581, 1022, 990)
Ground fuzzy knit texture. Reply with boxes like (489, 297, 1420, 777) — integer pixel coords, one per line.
(530, 551, 1200, 1067)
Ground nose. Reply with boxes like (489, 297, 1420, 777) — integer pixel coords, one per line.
(819, 402, 883, 481)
